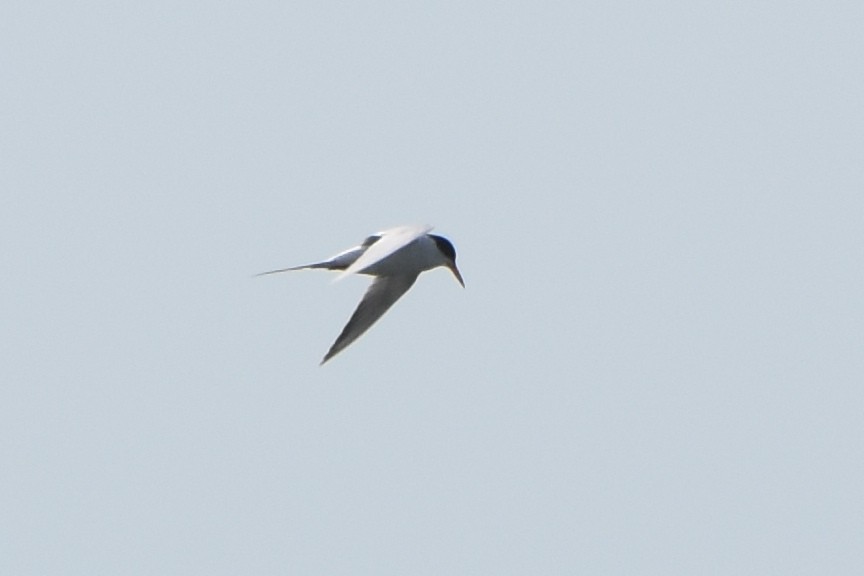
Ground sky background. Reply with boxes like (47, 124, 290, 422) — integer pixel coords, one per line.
(2, 1, 863, 574)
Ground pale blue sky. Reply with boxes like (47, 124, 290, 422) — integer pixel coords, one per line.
(2, 1, 863, 574)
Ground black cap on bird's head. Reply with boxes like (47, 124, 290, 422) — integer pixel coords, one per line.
(429, 234, 464, 287)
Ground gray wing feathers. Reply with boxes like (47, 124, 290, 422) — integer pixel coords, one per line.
(256, 246, 366, 276)
(336, 225, 432, 281)
(254, 264, 319, 276)
(321, 273, 419, 364)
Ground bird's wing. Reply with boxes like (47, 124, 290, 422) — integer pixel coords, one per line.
(256, 242, 371, 276)
(255, 256, 353, 276)
(335, 224, 432, 282)
(321, 273, 419, 364)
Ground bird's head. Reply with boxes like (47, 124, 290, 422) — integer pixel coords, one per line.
(430, 234, 464, 287)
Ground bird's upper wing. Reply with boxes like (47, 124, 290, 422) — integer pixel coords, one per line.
(335, 224, 433, 282)
(321, 273, 419, 364)
(256, 237, 376, 276)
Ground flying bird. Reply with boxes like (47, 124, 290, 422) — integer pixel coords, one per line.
(259, 225, 464, 364)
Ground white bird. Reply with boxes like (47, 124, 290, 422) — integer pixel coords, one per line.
(259, 225, 464, 364)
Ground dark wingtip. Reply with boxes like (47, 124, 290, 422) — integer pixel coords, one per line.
(320, 344, 340, 365)
(254, 266, 306, 277)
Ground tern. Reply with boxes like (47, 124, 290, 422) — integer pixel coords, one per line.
(259, 225, 464, 364)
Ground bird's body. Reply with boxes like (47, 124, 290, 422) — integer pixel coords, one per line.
(259, 225, 463, 364)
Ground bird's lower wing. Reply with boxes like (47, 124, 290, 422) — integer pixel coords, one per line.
(321, 273, 419, 364)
